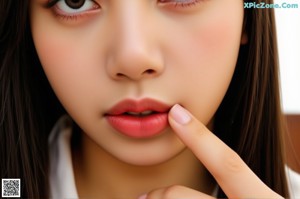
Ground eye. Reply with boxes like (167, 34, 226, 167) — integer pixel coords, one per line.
(54, 0, 99, 15)
(64, 0, 86, 9)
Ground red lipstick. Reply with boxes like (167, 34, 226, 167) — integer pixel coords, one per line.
(105, 99, 171, 138)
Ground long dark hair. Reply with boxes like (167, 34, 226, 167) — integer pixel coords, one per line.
(0, 0, 64, 197)
(214, 0, 289, 197)
(0, 0, 289, 198)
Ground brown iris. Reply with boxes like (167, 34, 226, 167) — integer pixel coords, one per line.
(65, 0, 85, 9)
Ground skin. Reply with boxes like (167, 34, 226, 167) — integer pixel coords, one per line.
(30, 0, 281, 198)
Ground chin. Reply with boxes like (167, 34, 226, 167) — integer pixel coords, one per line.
(110, 138, 187, 167)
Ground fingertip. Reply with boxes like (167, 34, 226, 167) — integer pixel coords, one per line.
(169, 104, 191, 125)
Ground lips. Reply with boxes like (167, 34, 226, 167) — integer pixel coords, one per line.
(105, 99, 171, 138)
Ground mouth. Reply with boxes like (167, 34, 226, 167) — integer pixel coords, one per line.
(104, 99, 171, 139)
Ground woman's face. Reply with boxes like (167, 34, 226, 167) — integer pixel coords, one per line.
(30, 0, 245, 166)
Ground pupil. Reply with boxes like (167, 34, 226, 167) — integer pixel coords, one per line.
(65, 0, 85, 9)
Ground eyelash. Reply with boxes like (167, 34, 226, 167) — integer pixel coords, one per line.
(45, 0, 203, 21)
(160, 0, 203, 8)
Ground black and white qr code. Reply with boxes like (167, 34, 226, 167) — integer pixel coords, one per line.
(2, 179, 21, 198)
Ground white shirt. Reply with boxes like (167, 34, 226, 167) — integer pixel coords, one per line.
(286, 167, 300, 199)
(49, 116, 300, 198)
(49, 115, 78, 199)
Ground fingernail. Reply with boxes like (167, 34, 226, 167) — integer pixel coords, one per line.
(170, 104, 191, 124)
(138, 194, 147, 199)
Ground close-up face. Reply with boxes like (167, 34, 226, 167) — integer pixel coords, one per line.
(30, 0, 245, 166)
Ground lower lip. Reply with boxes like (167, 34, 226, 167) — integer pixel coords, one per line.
(105, 113, 168, 138)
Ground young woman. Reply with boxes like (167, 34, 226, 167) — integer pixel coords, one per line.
(0, 0, 291, 198)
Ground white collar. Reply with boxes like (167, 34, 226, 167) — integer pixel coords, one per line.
(286, 166, 300, 199)
(48, 115, 78, 199)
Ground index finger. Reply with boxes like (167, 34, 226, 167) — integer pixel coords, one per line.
(168, 104, 283, 199)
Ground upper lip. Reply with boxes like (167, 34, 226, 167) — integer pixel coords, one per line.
(105, 98, 171, 115)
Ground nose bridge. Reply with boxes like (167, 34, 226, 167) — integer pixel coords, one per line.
(119, 4, 146, 47)
(107, 2, 163, 81)
(115, 2, 148, 57)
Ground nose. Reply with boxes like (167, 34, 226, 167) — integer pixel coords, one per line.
(106, 5, 164, 81)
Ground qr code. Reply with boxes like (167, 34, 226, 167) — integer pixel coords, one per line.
(2, 179, 21, 197)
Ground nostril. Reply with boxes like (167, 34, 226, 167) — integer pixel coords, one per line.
(116, 73, 124, 77)
(144, 69, 155, 75)
(115, 69, 156, 80)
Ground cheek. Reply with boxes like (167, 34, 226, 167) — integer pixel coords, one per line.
(167, 9, 243, 123)
(193, 26, 241, 122)
(34, 35, 83, 101)
(198, 17, 241, 86)
(31, 23, 105, 122)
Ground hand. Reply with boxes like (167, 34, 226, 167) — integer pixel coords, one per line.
(138, 104, 283, 199)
